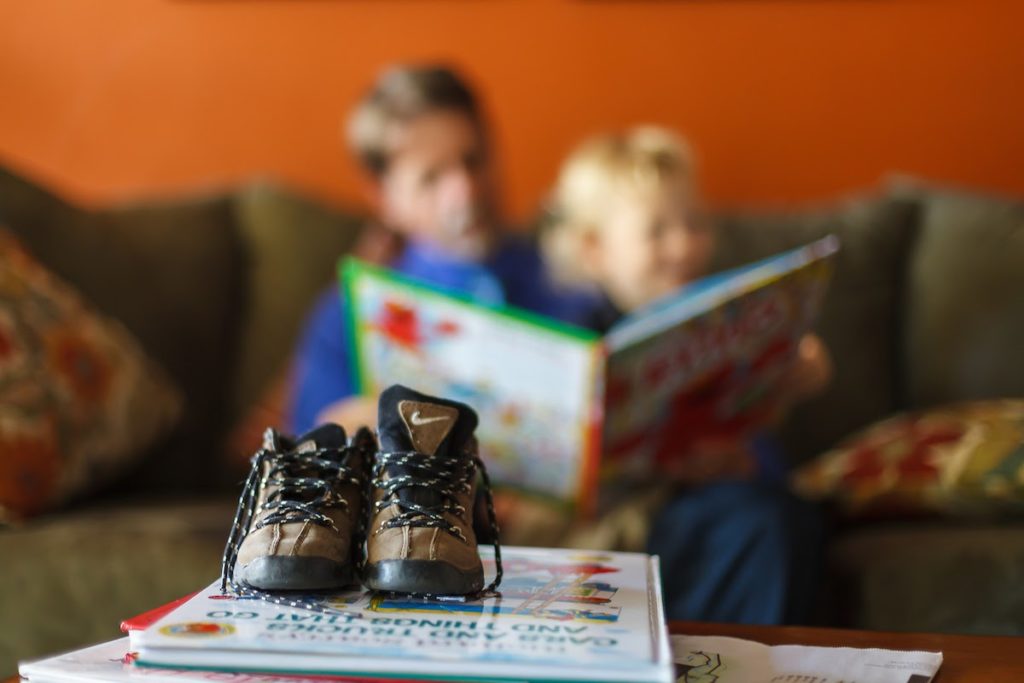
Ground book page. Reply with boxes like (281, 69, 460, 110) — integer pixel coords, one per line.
(344, 260, 603, 510)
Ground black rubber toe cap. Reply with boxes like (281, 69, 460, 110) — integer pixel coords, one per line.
(237, 556, 353, 591)
(364, 559, 484, 596)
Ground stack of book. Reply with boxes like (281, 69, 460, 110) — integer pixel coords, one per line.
(19, 546, 675, 683)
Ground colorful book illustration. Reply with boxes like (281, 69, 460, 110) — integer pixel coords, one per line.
(131, 546, 673, 683)
(344, 236, 839, 514)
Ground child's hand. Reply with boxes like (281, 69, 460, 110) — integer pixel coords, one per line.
(787, 333, 833, 400)
(315, 396, 378, 433)
(665, 436, 757, 485)
(352, 223, 405, 266)
(759, 334, 833, 428)
(490, 492, 571, 547)
(492, 492, 513, 527)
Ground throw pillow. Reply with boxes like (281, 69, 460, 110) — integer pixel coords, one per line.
(792, 400, 1024, 517)
(0, 228, 183, 519)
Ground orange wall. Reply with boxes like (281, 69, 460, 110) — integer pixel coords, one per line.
(1, 0, 1022, 219)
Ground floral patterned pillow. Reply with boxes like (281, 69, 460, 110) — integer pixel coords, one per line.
(793, 400, 1024, 517)
(0, 229, 183, 520)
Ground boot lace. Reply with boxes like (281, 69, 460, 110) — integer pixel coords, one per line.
(220, 428, 371, 613)
(372, 444, 503, 596)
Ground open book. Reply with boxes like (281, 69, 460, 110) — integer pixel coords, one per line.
(343, 236, 838, 515)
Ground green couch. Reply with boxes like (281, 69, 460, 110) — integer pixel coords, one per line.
(1, 165, 1022, 672)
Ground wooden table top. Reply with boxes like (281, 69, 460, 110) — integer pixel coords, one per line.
(671, 621, 1024, 682)
(8, 622, 1023, 682)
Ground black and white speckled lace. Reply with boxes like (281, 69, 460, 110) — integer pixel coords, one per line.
(372, 445, 503, 596)
(219, 428, 369, 614)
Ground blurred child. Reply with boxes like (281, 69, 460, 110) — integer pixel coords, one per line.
(289, 65, 596, 435)
(543, 126, 830, 623)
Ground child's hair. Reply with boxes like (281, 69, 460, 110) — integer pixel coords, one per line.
(347, 65, 487, 177)
(544, 126, 694, 284)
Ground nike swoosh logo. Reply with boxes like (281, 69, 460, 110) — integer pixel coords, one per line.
(409, 411, 451, 426)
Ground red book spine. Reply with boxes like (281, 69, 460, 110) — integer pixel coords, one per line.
(119, 592, 197, 632)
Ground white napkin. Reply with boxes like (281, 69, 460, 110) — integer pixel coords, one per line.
(672, 634, 942, 683)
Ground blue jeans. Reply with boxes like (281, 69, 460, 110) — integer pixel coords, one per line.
(647, 480, 824, 624)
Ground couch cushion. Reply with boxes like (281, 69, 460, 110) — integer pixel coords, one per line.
(892, 181, 1024, 408)
(0, 229, 182, 519)
(0, 166, 246, 492)
(0, 499, 231, 673)
(832, 523, 1024, 634)
(711, 194, 920, 462)
(229, 182, 364, 424)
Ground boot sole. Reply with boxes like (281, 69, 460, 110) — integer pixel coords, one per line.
(364, 560, 484, 596)
(236, 556, 353, 591)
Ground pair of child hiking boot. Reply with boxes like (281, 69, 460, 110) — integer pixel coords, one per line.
(221, 384, 501, 598)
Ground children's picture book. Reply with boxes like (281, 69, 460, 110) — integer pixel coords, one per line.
(343, 236, 839, 514)
(131, 546, 673, 683)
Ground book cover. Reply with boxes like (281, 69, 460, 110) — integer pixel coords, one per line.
(600, 236, 837, 482)
(19, 637, 428, 683)
(133, 546, 673, 683)
(121, 594, 197, 633)
(344, 237, 838, 514)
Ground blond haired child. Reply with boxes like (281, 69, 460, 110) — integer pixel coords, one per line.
(543, 126, 829, 624)
(547, 127, 830, 470)
(546, 126, 711, 314)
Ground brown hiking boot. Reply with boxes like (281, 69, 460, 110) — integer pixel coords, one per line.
(222, 424, 374, 592)
(364, 385, 502, 596)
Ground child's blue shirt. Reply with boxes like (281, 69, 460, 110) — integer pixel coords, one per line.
(288, 236, 597, 435)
